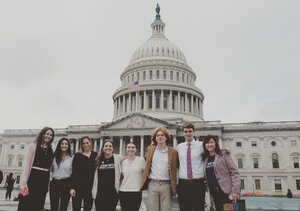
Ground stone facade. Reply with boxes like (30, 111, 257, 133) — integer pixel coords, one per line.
(0, 6, 299, 197)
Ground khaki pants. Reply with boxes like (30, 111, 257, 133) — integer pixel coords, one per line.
(147, 179, 172, 211)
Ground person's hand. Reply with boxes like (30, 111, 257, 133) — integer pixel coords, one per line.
(224, 148, 231, 154)
(120, 156, 128, 164)
(230, 193, 239, 203)
(70, 189, 76, 198)
(19, 185, 28, 195)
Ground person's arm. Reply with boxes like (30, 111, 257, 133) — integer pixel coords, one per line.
(20, 144, 35, 192)
(70, 154, 78, 197)
(224, 153, 240, 202)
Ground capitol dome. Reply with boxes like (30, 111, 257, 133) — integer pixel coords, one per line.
(112, 4, 204, 122)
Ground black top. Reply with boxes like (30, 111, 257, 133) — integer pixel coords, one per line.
(6, 177, 15, 189)
(98, 156, 115, 195)
(71, 151, 97, 193)
(32, 146, 53, 169)
(206, 155, 219, 189)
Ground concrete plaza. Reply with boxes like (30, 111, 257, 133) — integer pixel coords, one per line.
(0, 189, 300, 210)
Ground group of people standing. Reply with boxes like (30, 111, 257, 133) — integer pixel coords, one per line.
(17, 123, 240, 211)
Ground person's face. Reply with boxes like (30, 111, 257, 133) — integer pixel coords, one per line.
(103, 142, 113, 155)
(44, 130, 53, 143)
(156, 130, 166, 145)
(183, 127, 194, 142)
(60, 140, 69, 152)
(82, 138, 91, 152)
(205, 138, 216, 153)
(126, 143, 137, 156)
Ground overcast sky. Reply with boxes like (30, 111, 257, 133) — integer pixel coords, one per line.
(1, 0, 300, 133)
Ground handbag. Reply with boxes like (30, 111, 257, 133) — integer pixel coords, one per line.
(223, 199, 246, 211)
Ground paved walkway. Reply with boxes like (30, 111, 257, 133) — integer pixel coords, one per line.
(0, 188, 300, 210)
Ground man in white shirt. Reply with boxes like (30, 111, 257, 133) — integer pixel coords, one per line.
(177, 123, 205, 211)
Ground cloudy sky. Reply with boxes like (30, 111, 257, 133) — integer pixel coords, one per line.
(1, 0, 300, 133)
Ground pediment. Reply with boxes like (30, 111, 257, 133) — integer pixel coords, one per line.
(102, 113, 174, 130)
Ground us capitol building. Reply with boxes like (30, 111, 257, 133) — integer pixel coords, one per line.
(1, 5, 299, 197)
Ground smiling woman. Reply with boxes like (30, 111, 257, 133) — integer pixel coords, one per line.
(18, 127, 55, 211)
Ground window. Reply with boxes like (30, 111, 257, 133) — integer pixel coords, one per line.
(8, 157, 13, 167)
(272, 153, 279, 168)
(156, 95, 160, 109)
(275, 179, 282, 190)
(255, 179, 261, 190)
(296, 180, 300, 190)
(182, 73, 184, 82)
(271, 141, 276, 146)
(18, 157, 23, 167)
(236, 142, 242, 147)
(148, 96, 152, 109)
(163, 95, 167, 109)
(10, 144, 14, 149)
(293, 157, 299, 168)
(149, 70, 153, 79)
(187, 75, 189, 84)
(141, 97, 144, 110)
(238, 158, 243, 169)
(253, 158, 259, 168)
(291, 140, 297, 146)
(156, 70, 160, 79)
(170, 71, 173, 80)
(172, 96, 175, 110)
(252, 141, 257, 147)
(20, 144, 25, 149)
(176, 72, 179, 81)
(16, 176, 20, 184)
(137, 72, 140, 81)
(143, 71, 146, 80)
(163, 70, 166, 79)
(241, 179, 245, 190)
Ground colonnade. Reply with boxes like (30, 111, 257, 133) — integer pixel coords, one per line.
(113, 90, 203, 118)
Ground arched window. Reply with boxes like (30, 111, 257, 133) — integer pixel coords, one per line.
(156, 70, 160, 79)
(163, 70, 166, 79)
(182, 73, 184, 83)
(170, 71, 173, 80)
(272, 153, 279, 168)
(137, 72, 140, 81)
(176, 72, 179, 81)
(143, 71, 146, 80)
(149, 70, 153, 79)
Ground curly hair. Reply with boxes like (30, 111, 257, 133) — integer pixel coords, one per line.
(151, 126, 171, 146)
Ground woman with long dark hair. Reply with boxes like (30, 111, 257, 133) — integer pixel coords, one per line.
(18, 127, 55, 211)
(5, 173, 15, 200)
(50, 138, 73, 211)
(119, 142, 145, 211)
(202, 135, 240, 211)
(92, 140, 122, 211)
(70, 136, 97, 211)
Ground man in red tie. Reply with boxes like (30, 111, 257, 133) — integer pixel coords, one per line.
(177, 123, 205, 211)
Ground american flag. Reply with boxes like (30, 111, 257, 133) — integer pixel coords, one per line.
(128, 81, 139, 89)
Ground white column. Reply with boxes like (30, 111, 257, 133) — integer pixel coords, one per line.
(128, 93, 131, 112)
(177, 91, 180, 112)
(152, 90, 155, 111)
(173, 136, 178, 148)
(200, 99, 203, 117)
(160, 90, 164, 110)
(122, 95, 125, 113)
(191, 95, 194, 114)
(119, 136, 123, 156)
(143, 90, 147, 111)
(196, 96, 199, 116)
(113, 100, 116, 116)
(130, 136, 133, 143)
(219, 137, 223, 148)
(140, 136, 144, 157)
(136, 91, 139, 111)
(74, 139, 78, 153)
(93, 139, 97, 151)
(99, 137, 103, 152)
(118, 97, 121, 115)
(169, 90, 173, 111)
(185, 93, 188, 113)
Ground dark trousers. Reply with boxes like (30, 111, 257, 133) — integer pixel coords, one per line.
(50, 178, 71, 211)
(95, 189, 118, 211)
(209, 186, 230, 211)
(18, 169, 50, 211)
(119, 191, 142, 211)
(5, 187, 13, 199)
(72, 190, 93, 211)
(178, 179, 206, 211)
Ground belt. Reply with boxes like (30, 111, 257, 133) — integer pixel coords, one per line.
(32, 166, 49, 172)
(149, 179, 170, 184)
(179, 178, 205, 184)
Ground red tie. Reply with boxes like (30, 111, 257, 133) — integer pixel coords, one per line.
(187, 142, 193, 179)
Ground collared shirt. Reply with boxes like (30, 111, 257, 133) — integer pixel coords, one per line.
(51, 155, 73, 180)
(148, 146, 170, 180)
(177, 139, 204, 179)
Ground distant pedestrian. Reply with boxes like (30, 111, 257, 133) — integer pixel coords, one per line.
(5, 173, 16, 200)
(18, 127, 55, 211)
(287, 189, 293, 198)
(50, 138, 73, 211)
